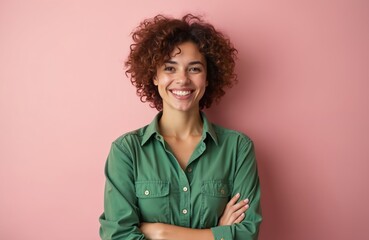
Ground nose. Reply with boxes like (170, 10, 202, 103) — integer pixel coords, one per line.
(176, 70, 190, 85)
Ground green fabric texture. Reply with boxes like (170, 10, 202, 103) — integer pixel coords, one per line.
(99, 112, 262, 240)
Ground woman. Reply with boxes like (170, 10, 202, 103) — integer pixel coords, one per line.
(99, 14, 262, 240)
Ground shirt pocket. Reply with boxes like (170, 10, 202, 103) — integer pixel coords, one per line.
(135, 181, 170, 222)
(200, 180, 232, 228)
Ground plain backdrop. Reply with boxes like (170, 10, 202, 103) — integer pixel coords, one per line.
(1, 0, 368, 239)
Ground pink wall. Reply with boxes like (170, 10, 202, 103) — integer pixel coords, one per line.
(1, 0, 368, 239)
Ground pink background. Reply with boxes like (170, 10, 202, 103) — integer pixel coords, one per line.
(1, 0, 368, 239)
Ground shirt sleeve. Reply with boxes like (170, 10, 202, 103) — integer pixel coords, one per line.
(211, 137, 262, 240)
(99, 139, 147, 240)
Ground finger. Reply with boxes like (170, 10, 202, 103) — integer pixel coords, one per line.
(230, 204, 249, 223)
(226, 193, 241, 207)
(230, 198, 249, 212)
(233, 212, 245, 223)
(224, 198, 248, 222)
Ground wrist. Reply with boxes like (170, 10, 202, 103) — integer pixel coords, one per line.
(156, 223, 168, 239)
(158, 223, 178, 239)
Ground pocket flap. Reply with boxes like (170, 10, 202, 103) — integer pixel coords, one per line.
(201, 180, 231, 197)
(135, 181, 170, 198)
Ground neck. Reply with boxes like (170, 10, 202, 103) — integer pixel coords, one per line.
(159, 108, 203, 139)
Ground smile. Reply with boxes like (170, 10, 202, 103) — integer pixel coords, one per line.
(171, 90, 192, 96)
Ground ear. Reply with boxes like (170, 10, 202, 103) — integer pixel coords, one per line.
(153, 76, 158, 86)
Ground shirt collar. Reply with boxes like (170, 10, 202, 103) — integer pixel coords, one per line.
(141, 112, 162, 146)
(200, 111, 218, 145)
(141, 111, 218, 146)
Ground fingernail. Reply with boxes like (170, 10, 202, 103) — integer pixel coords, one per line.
(236, 193, 240, 197)
(244, 198, 249, 203)
(245, 204, 249, 209)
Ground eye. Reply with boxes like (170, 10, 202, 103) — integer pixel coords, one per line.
(189, 67, 202, 73)
(164, 65, 175, 72)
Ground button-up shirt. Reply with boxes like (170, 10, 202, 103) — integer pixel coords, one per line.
(99, 112, 262, 240)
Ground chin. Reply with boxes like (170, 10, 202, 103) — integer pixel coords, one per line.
(164, 100, 200, 113)
(177, 106, 199, 112)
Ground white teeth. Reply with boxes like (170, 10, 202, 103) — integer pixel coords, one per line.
(172, 90, 191, 96)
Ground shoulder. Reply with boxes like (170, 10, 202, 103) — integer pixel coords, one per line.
(212, 123, 253, 148)
(212, 123, 253, 144)
(112, 124, 149, 149)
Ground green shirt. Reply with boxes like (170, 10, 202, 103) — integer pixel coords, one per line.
(99, 112, 262, 240)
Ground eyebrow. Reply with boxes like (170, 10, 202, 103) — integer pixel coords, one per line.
(164, 60, 205, 66)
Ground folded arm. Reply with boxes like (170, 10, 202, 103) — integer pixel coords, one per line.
(140, 193, 250, 240)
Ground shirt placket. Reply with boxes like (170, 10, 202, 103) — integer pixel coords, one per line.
(178, 169, 191, 227)
(182, 140, 206, 227)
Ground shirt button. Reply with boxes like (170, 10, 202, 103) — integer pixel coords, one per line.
(182, 209, 188, 214)
(144, 190, 150, 195)
(220, 238, 224, 240)
(183, 187, 188, 192)
(220, 189, 225, 195)
(187, 168, 192, 173)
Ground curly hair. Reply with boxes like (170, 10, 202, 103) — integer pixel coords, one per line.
(125, 14, 238, 111)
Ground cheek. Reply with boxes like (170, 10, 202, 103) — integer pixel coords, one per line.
(156, 80, 169, 97)
(156, 75, 171, 86)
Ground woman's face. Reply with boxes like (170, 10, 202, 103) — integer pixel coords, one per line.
(154, 41, 207, 113)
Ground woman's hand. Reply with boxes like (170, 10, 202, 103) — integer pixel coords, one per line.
(218, 193, 249, 226)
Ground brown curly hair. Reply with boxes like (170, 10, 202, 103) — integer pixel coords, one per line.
(125, 14, 238, 111)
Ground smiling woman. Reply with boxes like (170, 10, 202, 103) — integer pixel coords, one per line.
(154, 42, 207, 115)
(99, 14, 262, 240)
